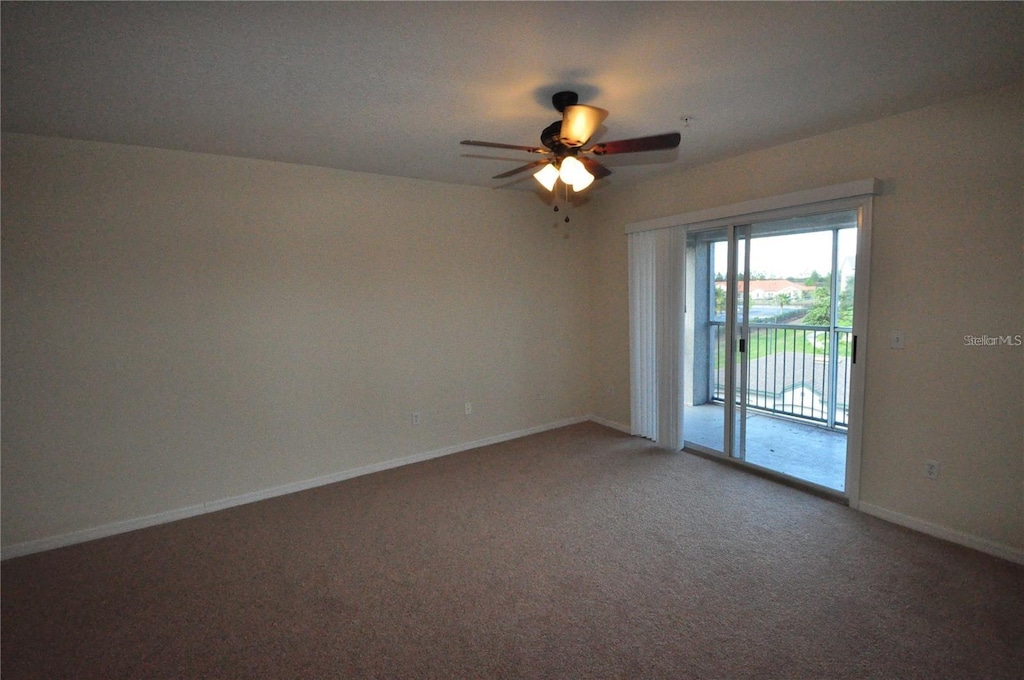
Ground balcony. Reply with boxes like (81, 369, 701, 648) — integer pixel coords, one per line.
(709, 322, 852, 428)
(684, 403, 847, 491)
(685, 322, 851, 492)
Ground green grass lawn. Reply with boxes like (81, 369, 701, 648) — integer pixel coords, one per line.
(713, 326, 851, 368)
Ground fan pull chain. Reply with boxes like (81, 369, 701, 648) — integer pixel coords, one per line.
(563, 182, 570, 223)
(551, 183, 570, 222)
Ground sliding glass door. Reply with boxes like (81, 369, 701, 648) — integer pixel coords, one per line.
(683, 209, 863, 494)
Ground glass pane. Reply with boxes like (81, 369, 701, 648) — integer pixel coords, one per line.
(684, 210, 857, 494)
(836, 227, 857, 328)
(712, 240, 728, 323)
(682, 228, 727, 453)
(834, 227, 857, 426)
(746, 230, 833, 326)
(738, 213, 855, 492)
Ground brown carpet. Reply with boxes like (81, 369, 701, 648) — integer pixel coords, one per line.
(2, 422, 1022, 679)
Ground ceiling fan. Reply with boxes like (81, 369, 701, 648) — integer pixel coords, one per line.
(461, 90, 681, 192)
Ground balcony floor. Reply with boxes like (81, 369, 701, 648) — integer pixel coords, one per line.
(683, 403, 847, 492)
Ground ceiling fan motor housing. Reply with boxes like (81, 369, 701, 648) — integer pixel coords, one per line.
(541, 120, 570, 153)
(543, 91, 582, 151)
(551, 90, 579, 113)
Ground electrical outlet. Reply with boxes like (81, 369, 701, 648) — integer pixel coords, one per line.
(890, 330, 905, 349)
(924, 460, 940, 480)
(464, 402, 472, 415)
(411, 412, 421, 426)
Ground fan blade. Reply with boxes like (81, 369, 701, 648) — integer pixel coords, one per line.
(461, 140, 546, 154)
(588, 132, 681, 156)
(578, 157, 612, 179)
(559, 105, 608, 147)
(492, 159, 549, 179)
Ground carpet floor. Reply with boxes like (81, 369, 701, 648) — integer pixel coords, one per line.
(2, 422, 1022, 679)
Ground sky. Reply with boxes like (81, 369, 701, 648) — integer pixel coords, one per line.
(713, 228, 857, 280)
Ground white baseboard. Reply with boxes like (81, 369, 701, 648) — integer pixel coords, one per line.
(1, 415, 590, 560)
(16, 419, 1016, 567)
(857, 502, 1024, 566)
(1, 504, 212, 561)
(587, 415, 631, 434)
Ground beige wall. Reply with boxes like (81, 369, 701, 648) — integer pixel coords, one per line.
(1, 134, 592, 547)
(587, 82, 1023, 554)
(3, 82, 1021, 559)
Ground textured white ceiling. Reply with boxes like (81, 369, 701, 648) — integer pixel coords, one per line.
(3, 2, 1022, 191)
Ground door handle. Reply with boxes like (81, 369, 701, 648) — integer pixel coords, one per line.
(739, 338, 746, 353)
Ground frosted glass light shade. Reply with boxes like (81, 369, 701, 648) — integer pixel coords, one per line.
(571, 171, 595, 192)
(558, 156, 585, 184)
(558, 156, 594, 191)
(533, 163, 559, 191)
(559, 105, 608, 147)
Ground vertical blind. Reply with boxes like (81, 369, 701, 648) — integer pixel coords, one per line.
(628, 226, 685, 449)
(628, 230, 658, 440)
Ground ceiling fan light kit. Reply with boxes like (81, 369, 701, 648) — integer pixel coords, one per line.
(461, 90, 681, 195)
(556, 155, 594, 191)
(533, 163, 560, 191)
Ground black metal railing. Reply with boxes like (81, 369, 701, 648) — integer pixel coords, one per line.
(710, 322, 851, 428)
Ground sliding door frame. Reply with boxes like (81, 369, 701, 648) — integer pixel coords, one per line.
(626, 179, 879, 506)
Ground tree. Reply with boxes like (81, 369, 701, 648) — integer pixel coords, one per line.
(837, 275, 855, 326)
(776, 292, 791, 309)
(802, 287, 832, 325)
